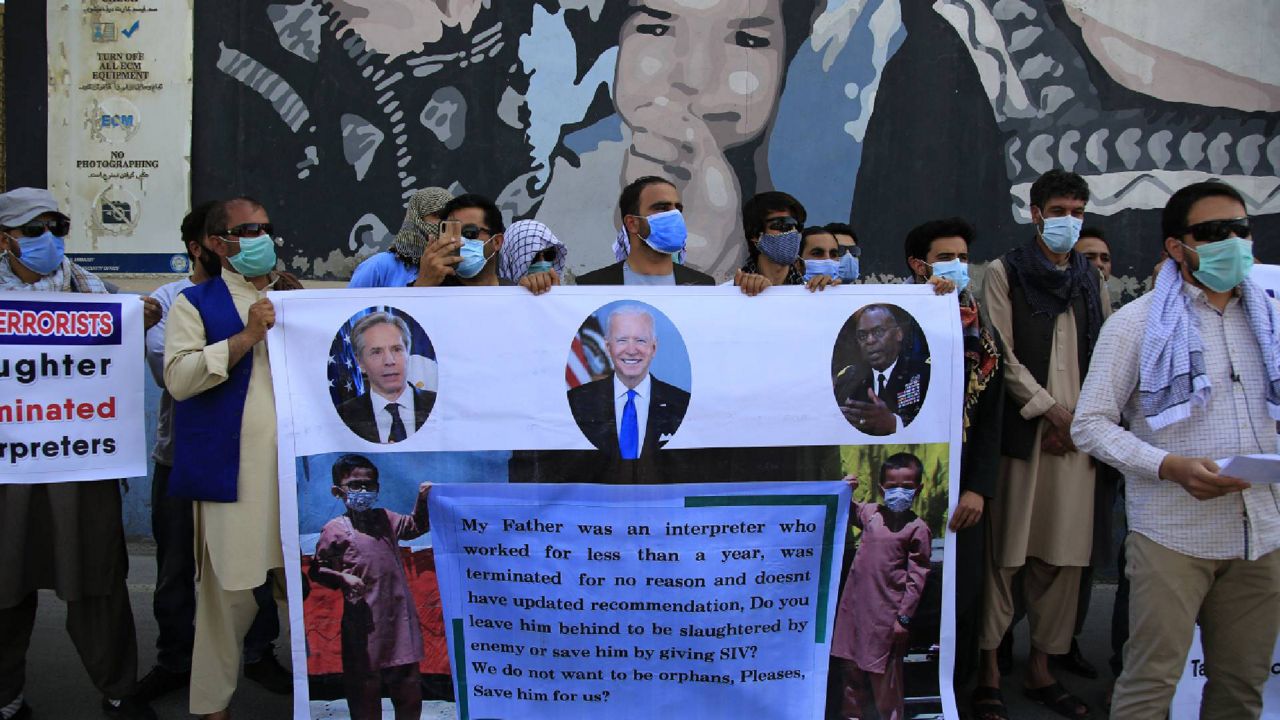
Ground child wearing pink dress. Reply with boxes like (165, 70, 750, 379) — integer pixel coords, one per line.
(831, 453, 932, 720)
(309, 454, 431, 720)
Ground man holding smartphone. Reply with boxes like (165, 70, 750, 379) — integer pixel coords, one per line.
(410, 194, 559, 294)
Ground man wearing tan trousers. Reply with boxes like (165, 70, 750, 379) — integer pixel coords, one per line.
(1074, 180, 1279, 719)
(972, 170, 1110, 720)
(164, 197, 290, 719)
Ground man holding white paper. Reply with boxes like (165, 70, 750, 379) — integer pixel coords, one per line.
(1072, 180, 1280, 720)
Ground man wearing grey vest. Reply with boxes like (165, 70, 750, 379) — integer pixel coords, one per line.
(972, 170, 1110, 720)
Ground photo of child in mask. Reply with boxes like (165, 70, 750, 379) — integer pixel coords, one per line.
(308, 454, 432, 720)
(830, 452, 932, 720)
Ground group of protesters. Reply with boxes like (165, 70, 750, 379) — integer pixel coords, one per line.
(0, 165, 1275, 720)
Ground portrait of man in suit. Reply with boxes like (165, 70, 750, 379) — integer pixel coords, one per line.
(336, 312, 437, 443)
(567, 305, 690, 458)
(833, 304, 931, 436)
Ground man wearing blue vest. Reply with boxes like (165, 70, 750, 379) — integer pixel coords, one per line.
(164, 197, 286, 720)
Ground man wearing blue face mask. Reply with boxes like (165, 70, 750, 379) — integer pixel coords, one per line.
(826, 223, 862, 284)
(1073, 180, 1280, 720)
(0, 188, 160, 719)
(576, 176, 714, 286)
(731, 192, 838, 295)
(975, 170, 1109, 720)
(903, 218, 1008, 703)
(411, 194, 514, 289)
(0, 188, 104, 294)
(163, 197, 293, 720)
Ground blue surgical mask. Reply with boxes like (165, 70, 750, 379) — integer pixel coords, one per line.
(758, 230, 802, 266)
(227, 234, 277, 277)
(527, 260, 553, 276)
(344, 489, 378, 513)
(883, 487, 916, 513)
(639, 210, 687, 254)
(931, 258, 970, 293)
(1039, 216, 1082, 254)
(457, 237, 493, 279)
(11, 231, 66, 276)
(1182, 238, 1254, 293)
(803, 258, 840, 282)
(838, 253, 860, 282)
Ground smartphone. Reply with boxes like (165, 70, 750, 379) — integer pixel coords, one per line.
(440, 220, 462, 255)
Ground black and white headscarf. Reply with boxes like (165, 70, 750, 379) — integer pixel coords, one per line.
(497, 220, 566, 282)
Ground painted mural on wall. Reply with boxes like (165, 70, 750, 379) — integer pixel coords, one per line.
(193, 1, 1279, 290)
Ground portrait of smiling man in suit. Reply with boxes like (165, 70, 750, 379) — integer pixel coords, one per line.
(337, 312, 437, 443)
(568, 305, 690, 459)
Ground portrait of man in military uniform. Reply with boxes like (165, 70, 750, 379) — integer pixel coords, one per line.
(832, 304, 931, 436)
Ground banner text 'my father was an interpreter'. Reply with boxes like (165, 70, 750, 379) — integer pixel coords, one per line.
(430, 481, 850, 720)
(0, 293, 145, 483)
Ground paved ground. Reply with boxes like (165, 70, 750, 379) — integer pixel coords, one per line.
(22, 544, 1119, 719)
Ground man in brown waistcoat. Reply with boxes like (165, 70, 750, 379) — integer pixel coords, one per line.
(971, 170, 1110, 720)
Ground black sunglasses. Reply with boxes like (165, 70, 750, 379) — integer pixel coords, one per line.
(460, 224, 492, 240)
(765, 217, 800, 233)
(1182, 217, 1250, 243)
(833, 245, 861, 258)
(12, 218, 70, 238)
(222, 222, 275, 238)
(533, 247, 558, 263)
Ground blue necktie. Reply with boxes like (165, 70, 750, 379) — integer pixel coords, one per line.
(619, 389, 638, 460)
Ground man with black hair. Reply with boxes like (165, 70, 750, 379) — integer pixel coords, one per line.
(975, 169, 1109, 719)
(164, 197, 292, 720)
(825, 222, 861, 283)
(903, 218, 1005, 695)
(412, 194, 508, 288)
(1076, 227, 1112, 280)
(732, 191, 838, 295)
(136, 203, 289, 703)
(1073, 180, 1279, 720)
(576, 176, 714, 286)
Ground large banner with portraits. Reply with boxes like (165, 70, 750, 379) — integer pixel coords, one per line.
(0, 292, 146, 483)
(269, 285, 963, 719)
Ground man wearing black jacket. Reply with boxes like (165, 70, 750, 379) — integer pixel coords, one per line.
(576, 176, 715, 286)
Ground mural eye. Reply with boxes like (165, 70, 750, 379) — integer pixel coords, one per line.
(735, 31, 770, 49)
(635, 23, 670, 37)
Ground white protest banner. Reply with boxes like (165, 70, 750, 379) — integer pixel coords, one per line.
(47, 0, 194, 273)
(1171, 628, 1280, 719)
(1252, 263, 1280, 299)
(268, 285, 963, 719)
(429, 481, 850, 719)
(0, 292, 145, 482)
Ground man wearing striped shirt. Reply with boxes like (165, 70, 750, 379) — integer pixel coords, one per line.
(1073, 180, 1280, 720)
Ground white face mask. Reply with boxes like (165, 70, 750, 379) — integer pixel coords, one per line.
(883, 487, 916, 513)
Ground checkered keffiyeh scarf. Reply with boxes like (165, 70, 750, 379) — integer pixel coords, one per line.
(1140, 258, 1280, 429)
(391, 187, 453, 261)
(613, 227, 630, 262)
(498, 220, 567, 282)
(0, 257, 107, 293)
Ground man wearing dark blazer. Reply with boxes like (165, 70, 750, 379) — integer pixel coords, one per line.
(835, 304, 930, 435)
(575, 176, 715, 286)
(567, 306, 689, 469)
(336, 312, 437, 443)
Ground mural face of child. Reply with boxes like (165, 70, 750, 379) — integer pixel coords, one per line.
(615, 0, 786, 151)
